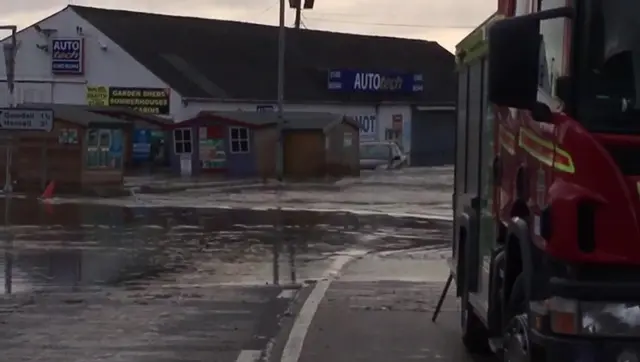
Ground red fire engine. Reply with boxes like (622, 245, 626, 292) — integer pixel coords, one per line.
(433, 0, 640, 361)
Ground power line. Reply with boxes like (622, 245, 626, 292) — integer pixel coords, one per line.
(248, 2, 277, 21)
(303, 16, 475, 29)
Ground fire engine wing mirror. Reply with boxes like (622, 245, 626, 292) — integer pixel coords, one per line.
(487, 7, 573, 110)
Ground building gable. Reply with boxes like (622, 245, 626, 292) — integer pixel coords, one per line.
(0, 6, 180, 112)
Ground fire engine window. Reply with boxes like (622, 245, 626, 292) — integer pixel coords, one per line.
(538, 0, 570, 98)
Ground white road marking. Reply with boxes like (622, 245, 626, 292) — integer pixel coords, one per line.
(235, 349, 262, 362)
(277, 289, 296, 299)
(280, 249, 367, 362)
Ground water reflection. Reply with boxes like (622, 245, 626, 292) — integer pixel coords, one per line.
(0, 198, 449, 294)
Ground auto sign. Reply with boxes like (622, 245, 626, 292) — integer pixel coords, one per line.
(51, 38, 84, 75)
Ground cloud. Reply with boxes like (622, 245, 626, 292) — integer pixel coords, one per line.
(1, 0, 497, 52)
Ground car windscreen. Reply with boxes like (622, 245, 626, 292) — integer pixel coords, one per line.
(360, 144, 391, 159)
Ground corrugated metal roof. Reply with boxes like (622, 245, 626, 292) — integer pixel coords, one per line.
(19, 103, 128, 127)
(78, 104, 174, 125)
(196, 111, 357, 130)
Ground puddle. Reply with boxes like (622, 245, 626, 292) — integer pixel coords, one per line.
(0, 198, 450, 295)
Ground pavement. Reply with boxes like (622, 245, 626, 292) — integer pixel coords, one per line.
(266, 248, 495, 362)
(0, 166, 478, 362)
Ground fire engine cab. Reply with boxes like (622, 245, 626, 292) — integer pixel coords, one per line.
(440, 0, 640, 360)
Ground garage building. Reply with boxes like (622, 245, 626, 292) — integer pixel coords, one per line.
(0, 5, 456, 167)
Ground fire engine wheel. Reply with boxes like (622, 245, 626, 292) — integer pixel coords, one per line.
(503, 314, 530, 362)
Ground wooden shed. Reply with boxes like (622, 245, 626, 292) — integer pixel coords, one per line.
(255, 113, 360, 179)
(0, 103, 130, 193)
(168, 111, 359, 180)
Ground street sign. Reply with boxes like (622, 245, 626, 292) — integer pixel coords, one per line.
(0, 108, 53, 132)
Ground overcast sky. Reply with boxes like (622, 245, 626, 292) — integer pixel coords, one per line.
(1, 0, 496, 52)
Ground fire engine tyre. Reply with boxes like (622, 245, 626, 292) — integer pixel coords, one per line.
(461, 303, 491, 354)
(502, 273, 540, 362)
(503, 314, 531, 362)
(505, 273, 527, 321)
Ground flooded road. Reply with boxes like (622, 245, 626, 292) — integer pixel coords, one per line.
(0, 194, 453, 362)
(52, 167, 454, 219)
(0, 199, 450, 294)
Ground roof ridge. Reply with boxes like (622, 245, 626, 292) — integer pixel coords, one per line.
(69, 5, 437, 43)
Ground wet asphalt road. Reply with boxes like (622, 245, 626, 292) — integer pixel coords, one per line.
(283, 249, 496, 362)
(0, 167, 489, 362)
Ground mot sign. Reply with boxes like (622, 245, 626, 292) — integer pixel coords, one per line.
(353, 115, 377, 141)
(0, 108, 53, 132)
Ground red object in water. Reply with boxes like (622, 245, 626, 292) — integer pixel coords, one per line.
(41, 180, 55, 199)
(42, 202, 53, 215)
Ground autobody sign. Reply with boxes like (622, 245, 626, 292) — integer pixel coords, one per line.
(51, 38, 84, 75)
(328, 70, 423, 93)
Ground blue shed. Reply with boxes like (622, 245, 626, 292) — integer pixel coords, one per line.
(167, 111, 275, 178)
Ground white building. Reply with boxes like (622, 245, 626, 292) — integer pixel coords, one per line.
(0, 5, 456, 166)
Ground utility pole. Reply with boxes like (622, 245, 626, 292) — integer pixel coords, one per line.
(294, 1, 302, 29)
(276, 0, 286, 181)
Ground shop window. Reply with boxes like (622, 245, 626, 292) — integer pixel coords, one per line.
(229, 127, 250, 153)
(174, 128, 192, 154)
(86, 129, 122, 169)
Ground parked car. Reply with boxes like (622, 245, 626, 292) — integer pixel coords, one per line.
(359, 141, 407, 170)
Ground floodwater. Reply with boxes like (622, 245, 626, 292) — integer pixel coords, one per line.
(52, 166, 455, 219)
(0, 168, 459, 362)
(0, 197, 451, 296)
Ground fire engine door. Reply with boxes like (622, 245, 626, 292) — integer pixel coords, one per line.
(476, 58, 497, 310)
